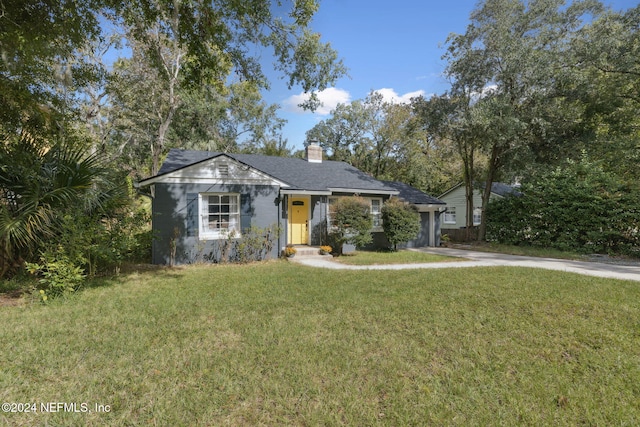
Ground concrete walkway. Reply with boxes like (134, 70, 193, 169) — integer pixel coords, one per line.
(290, 247, 640, 282)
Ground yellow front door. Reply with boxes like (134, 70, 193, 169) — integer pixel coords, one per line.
(288, 197, 309, 244)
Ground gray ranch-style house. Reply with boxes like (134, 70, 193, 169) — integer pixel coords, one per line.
(137, 144, 446, 265)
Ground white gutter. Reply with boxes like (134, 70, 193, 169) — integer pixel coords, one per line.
(328, 187, 399, 196)
(413, 204, 447, 212)
(279, 189, 331, 196)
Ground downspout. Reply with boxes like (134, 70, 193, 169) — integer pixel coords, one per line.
(429, 210, 435, 247)
(277, 188, 281, 257)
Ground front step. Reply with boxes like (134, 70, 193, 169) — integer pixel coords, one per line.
(287, 246, 331, 257)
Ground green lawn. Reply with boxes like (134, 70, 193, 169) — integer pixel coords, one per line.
(1, 262, 639, 426)
(334, 249, 462, 265)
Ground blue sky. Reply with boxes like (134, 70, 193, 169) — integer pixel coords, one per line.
(263, 0, 638, 150)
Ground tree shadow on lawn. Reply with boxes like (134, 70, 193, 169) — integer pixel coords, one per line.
(0, 263, 185, 307)
(85, 263, 184, 289)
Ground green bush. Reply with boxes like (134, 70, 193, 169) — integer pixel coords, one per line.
(330, 196, 373, 255)
(487, 158, 640, 257)
(381, 198, 420, 251)
(232, 225, 280, 263)
(186, 224, 280, 264)
(26, 250, 85, 302)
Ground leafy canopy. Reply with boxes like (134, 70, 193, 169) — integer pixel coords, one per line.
(486, 156, 640, 256)
(330, 197, 373, 254)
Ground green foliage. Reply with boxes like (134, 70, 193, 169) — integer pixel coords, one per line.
(53, 200, 152, 276)
(0, 138, 151, 279)
(186, 225, 280, 264)
(306, 92, 456, 195)
(381, 198, 421, 251)
(232, 225, 280, 263)
(330, 197, 373, 254)
(486, 158, 640, 256)
(0, 139, 106, 276)
(25, 250, 86, 302)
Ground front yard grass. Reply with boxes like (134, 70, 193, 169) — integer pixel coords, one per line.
(1, 261, 639, 426)
(334, 249, 462, 265)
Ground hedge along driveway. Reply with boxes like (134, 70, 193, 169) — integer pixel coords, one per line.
(291, 247, 640, 282)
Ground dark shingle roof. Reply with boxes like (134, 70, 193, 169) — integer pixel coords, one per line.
(381, 181, 445, 205)
(439, 181, 520, 198)
(154, 149, 397, 193)
(490, 182, 520, 197)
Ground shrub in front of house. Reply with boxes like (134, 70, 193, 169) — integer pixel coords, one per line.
(381, 198, 420, 251)
(330, 196, 373, 255)
(183, 224, 281, 264)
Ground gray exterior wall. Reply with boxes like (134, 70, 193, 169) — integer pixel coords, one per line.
(152, 183, 282, 265)
(152, 186, 441, 264)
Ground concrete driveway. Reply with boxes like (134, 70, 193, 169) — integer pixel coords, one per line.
(291, 247, 640, 282)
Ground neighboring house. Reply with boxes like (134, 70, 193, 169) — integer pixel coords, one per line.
(438, 182, 518, 230)
(137, 144, 444, 264)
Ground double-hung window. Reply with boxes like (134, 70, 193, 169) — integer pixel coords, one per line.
(473, 207, 482, 225)
(200, 193, 240, 239)
(327, 197, 338, 228)
(444, 207, 456, 224)
(370, 198, 382, 229)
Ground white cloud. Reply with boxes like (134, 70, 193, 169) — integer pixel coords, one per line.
(373, 88, 426, 104)
(282, 87, 351, 115)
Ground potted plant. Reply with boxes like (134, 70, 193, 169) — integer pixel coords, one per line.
(284, 244, 297, 258)
(319, 245, 332, 255)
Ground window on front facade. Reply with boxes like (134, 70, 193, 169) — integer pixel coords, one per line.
(444, 207, 456, 224)
(200, 193, 240, 238)
(328, 196, 338, 228)
(473, 207, 482, 225)
(370, 198, 382, 229)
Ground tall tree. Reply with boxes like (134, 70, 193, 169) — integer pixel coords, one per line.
(571, 5, 640, 181)
(0, 0, 101, 138)
(306, 100, 369, 165)
(306, 92, 450, 191)
(1, 0, 346, 159)
(412, 93, 486, 235)
(443, 0, 603, 240)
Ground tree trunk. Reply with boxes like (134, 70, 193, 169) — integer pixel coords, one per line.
(478, 143, 500, 241)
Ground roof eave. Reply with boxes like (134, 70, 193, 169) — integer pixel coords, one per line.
(328, 187, 399, 196)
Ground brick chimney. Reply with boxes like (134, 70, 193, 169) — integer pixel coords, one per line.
(305, 141, 323, 163)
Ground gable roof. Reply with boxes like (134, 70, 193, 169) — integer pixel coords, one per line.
(381, 181, 445, 206)
(142, 149, 399, 194)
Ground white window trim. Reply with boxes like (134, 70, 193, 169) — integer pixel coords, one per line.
(444, 207, 456, 224)
(473, 207, 482, 226)
(370, 197, 383, 231)
(327, 196, 338, 230)
(199, 193, 241, 240)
